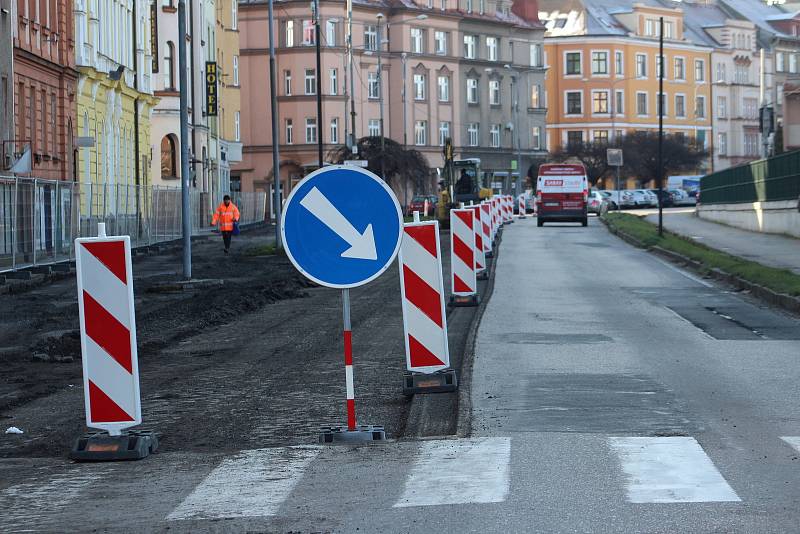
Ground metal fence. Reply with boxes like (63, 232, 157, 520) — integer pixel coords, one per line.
(700, 150, 800, 205)
(0, 176, 266, 272)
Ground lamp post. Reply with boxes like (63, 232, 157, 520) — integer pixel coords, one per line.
(503, 64, 525, 197)
(313, 0, 323, 167)
(376, 13, 385, 182)
(268, 0, 281, 248)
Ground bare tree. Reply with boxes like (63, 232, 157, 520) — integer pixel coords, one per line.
(550, 141, 613, 187)
(327, 137, 430, 191)
(621, 132, 708, 187)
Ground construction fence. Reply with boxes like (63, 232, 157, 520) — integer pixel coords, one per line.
(700, 150, 800, 205)
(0, 176, 267, 272)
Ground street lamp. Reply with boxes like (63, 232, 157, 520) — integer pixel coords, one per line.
(503, 64, 524, 196)
(376, 13, 385, 182)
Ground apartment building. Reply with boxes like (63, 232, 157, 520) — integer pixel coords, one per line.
(540, 0, 713, 173)
(9, 0, 78, 179)
(0, 2, 12, 166)
(74, 0, 157, 192)
(236, 0, 546, 217)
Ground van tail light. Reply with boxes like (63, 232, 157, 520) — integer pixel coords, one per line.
(583, 189, 589, 203)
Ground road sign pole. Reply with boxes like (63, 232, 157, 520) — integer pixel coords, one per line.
(342, 288, 356, 431)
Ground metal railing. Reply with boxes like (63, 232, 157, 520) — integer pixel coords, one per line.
(701, 150, 800, 205)
(0, 176, 267, 272)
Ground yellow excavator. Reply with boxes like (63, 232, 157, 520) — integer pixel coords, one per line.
(437, 140, 492, 226)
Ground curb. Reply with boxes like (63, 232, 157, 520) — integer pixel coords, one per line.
(602, 217, 800, 316)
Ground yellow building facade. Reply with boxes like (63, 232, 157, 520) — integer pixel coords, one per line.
(217, 0, 243, 191)
(541, 3, 713, 187)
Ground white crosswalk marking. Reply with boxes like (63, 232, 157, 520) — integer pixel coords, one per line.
(609, 437, 741, 503)
(166, 446, 321, 520)
(781, 436, 800, 453)
(393, 437, 511, 508)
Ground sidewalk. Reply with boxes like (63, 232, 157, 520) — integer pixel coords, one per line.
(644, 210, 800, 276)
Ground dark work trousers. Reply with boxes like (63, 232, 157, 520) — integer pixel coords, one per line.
(222, 231, 233, 250)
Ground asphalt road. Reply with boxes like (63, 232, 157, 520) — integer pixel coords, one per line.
(3, 216, 800, 532)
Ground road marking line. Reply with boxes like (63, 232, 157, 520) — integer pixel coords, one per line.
(166, 446, 321, 520)
(393, 437, 511, 508)
(780, 437, 800, 453)
(609, 437, 740, 503)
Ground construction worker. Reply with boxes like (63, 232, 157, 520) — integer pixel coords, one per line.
(211, 195, 240, 254)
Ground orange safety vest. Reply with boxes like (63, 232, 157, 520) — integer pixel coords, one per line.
(211, 202, 240, 232)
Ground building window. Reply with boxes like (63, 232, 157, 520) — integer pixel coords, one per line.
(368, 119, 380, 137)
(565, 52, 581, 75)
(788, 54, 795, 73)
(489, 80, 500, 105)
(160, 135, 178, 178)
(487, 37, 498, 61)
(364, 25, 378, 51)
(305, 118, 317, 143)
(697, 129, 706, 148)
(302, 20, 315, 45)
(675, 94, 686, 117)
(439, 121, 450, 146)
(411, 28, 424, 54)
(615, 51, 623, 75)
(745, 132, 759, 156)
(717, 96, 727, 118)
(233, 55, 239, 85)
(368, 72, 379, 99)
(566, 91, 582, 115)
(530, 43, 542, 67)
(467, 123, 479, 146)
(636, 92, 648, 116)
(717, 132, 727, 155)
(467, 78, 478, 103)
(645, 19, 655, 36)
(414, 120, 427, 145)
(696, 95, 706, 118)
(286, 119, 293, 144)
(777, 52, 785, 72)
(434, 31, 447, 55)
(615, 90, 624, 116)
(489, 124, 500, 148)
(636, 53, 647, 78)
(656, 55, 663, 79)
(715, 63, 726, 83)
(330, 118, 339, 144)
(674, 57, 685, 80)
(695, 59, 705, 82)
(438, 75, 450, 102)
(414, 73, 426, 100)
(284, 70, 292, 95)
(286, 20, 295, 47)
(664, 21, 674, 39)
(304, 69, 317, 95)
(530, 84, 540, 108)
(330, 68, 337, 95)
(532, 126, 541, 149)
(164, 41, 175, 89)
(326, 20, 336, 45)
(593, 130, 609, 143)
(234, 112, 240, 141)
(591, 51, 608, 75)
(464, 35, 476, 59)
(232, 1, 238, 30)
(466, 0, 473, 12)
(567, 130, 583, 147)
(592, 91, 609, 114)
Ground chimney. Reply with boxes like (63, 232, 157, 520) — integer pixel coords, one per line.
(512, 0, 540, 24)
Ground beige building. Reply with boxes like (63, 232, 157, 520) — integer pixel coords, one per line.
(236, 0, 546, 216)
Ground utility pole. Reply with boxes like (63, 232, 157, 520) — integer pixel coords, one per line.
(314, 0, 323, 167)
(760, 47, 770, 159)
(658, 16, 664, 237)
(515, 73, 523, 197)
(178, 0, 192, 279)
(347, 0, 356, 153)
(402, 52, 408, 206)
(377, 13, 386, 182)
(268, 0, 281, 248)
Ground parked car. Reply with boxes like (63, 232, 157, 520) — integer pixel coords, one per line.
(587, 191, 605, 214)
(600, 191, 618, 210)
(649, 189, 675, 207)
(635, 189, 658, 207)
(670, 189, 696, 206)
(601, 190, 635, 209)
(407, 195, 438, 216)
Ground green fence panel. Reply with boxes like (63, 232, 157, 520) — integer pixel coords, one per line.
(701, 150, 800, 205)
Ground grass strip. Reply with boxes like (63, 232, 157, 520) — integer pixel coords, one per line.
(603, 212, 800, 297)
(242, 244, 277, 256)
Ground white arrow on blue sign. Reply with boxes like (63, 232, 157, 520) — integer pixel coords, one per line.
(281, 166, 404, 289)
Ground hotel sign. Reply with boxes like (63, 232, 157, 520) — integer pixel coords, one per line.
(205, 62, 218, 116)
(150, 3, 159, 73)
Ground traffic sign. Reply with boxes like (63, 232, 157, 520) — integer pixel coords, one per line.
(282, 165, 403, 289)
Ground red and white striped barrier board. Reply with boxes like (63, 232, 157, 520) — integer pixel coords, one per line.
(75, 232, 141, 433)
(505, 195, 512, 222)
(480, 202, 493, 256)
(450, 208, 477, 296)
(469, 205, 486, 273)
(519, 195, 526, 218)
(398, 220, 450, 373)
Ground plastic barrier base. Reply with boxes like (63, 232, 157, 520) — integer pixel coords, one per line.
(402, 369, 458, 396)
(70, 429, 159, 461)
(319, 425, 387, 444)
(450, 294, 480, 307)
(477, 269, 489, 281)
(485, 250, 494, 259)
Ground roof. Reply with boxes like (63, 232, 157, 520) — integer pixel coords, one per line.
(718, 0, 798, 39)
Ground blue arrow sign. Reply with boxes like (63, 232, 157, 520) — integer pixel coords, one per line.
(281, 166, 403, 289)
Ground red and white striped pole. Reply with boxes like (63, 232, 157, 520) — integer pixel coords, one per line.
(481, 201, 493, 258)
(469, 204, 487, 276)
(450, 207, 479, 306)
(342, 289, 356, 431)
(519, 195, 526, 218)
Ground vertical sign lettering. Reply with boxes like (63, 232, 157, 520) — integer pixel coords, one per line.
(205, 62, 218, 116)
(150, 3, 159, 73)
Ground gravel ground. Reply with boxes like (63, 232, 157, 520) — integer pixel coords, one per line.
(0, 223, 484, 458)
